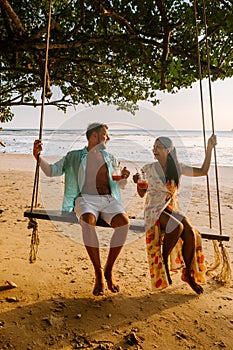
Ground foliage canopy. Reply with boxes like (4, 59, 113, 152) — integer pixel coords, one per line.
(0, 0, 233, 121)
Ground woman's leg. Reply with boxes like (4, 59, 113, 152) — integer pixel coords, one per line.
(165, 210, 204, 294)
(159, 211, 184, 284)
(180, 218, 203, 294)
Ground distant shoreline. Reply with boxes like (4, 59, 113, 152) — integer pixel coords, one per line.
(1, 127, 233, 132)
(1, 129, 233, 167)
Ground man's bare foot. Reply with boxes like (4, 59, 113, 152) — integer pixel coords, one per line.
(93, 268, 105, 296)
(104, 268, 119, 293)
(181, 269, 203, 295)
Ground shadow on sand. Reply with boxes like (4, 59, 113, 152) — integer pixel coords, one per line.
(0, 282, 222, 350)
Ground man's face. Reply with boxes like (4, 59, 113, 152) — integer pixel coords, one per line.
(96, 126, 110, 146)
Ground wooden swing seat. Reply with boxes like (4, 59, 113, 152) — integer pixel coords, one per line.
(24, 209, 144, 233)
(24, 209, 230, 241)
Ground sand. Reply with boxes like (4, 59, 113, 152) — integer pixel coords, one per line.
(0, 153, 233, 350)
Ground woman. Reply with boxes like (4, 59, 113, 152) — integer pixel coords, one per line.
(133, 134, 217, 294)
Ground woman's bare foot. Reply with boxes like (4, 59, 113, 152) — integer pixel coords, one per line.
(164, 261, 172, 285)
(181, 269, 203, 295)
(167, 274, 172, 285)
(93, 268, 105, 296)
(104, 268, 120, 293)
(186, 276, 203, 295)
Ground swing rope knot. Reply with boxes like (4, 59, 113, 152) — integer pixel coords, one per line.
(28, 218, 40, 263)
(206, 240, 232, 287)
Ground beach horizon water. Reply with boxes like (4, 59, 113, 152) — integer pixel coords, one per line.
(1, 128, 233, 167)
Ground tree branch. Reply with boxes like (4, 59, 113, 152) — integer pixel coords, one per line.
(0, 0, 25, 36)
(155, 0, 177, 89)
(64, 0, 86, 40)
(0, 34, 162, 51)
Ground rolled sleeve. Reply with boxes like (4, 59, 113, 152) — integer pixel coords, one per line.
(50, 156, 65, 177)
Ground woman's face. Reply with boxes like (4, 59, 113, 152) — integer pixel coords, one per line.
(152, 140, 169, 162)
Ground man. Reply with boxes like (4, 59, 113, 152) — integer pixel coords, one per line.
(33, 123, 130, 296)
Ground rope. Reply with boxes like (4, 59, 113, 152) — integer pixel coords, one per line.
(201, 0, 222, 235)
(28, 218, 39, 263)
(30, 0, 52, 211)
(28, 0, 53, 262)
(193, 0, 212, 228)
(194, 0, 232, 286)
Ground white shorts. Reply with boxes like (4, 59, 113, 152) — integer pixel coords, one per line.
(74, 194, 126, 225)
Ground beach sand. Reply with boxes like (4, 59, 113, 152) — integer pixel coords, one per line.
(0, 153, 233, 349)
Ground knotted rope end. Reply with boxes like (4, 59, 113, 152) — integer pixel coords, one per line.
(27, 218, 40, 263)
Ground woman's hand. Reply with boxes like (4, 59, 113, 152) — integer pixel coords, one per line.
(182, 133, 218, 177)
(133, 172, 148, 197)
(207, 134, 217, 150)
(121, 166, 130, 179)
(133, 172, 139, 183)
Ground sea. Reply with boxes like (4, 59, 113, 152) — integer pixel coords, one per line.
(1, 128, 233, 167)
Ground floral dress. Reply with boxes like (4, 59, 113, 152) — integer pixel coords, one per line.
(142, 162, 206, 291)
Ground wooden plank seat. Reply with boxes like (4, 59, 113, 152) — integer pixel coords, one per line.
(24, 209, 230, 241)
(24, 209, 145, 232)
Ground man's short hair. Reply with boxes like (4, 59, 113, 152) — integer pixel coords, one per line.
(86, 123, 108, 140)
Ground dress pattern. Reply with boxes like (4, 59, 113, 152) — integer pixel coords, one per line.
(142, 162, 206, 291)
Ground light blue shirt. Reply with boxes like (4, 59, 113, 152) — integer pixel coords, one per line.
(50, 146, 122, 212)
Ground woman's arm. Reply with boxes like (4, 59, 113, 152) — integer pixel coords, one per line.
(181, 134, 217, 177)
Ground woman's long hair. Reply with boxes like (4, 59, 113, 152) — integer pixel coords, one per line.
(156, 137, 181, 187)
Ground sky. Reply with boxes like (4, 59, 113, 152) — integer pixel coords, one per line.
(1, 77, 232, 131)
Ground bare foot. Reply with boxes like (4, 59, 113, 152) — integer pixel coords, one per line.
(186, 276, 203, 295)
(164, 261, 172, 285)
(167, 274, 172, 285)
(93, 268, 105, 296)
(104, 268, 119, 293)
(181, 269, 203, 295)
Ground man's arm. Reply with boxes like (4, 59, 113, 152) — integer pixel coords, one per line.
(33, 140, 52, 177)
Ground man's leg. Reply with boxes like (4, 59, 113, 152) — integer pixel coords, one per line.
(104, 213, 129, 293)
(79, 213, 104, 296)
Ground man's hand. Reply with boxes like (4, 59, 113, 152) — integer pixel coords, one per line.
(33, 140, 52, 176)
(33, 140, 42, 159)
